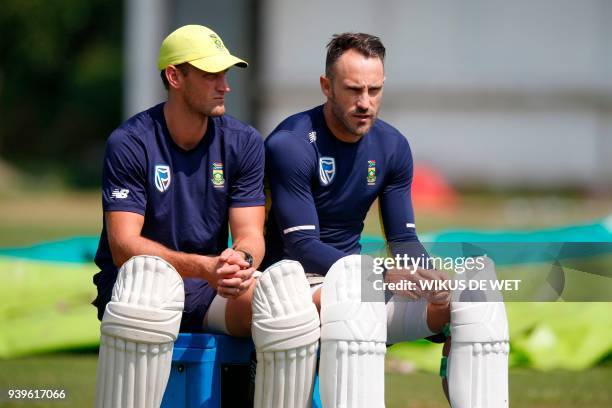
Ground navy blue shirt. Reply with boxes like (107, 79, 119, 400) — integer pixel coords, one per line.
(94, 103, 265, 289)
(263, 105, 423, 275)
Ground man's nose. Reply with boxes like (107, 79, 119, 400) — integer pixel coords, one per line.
(356, 92, 370, 111)
(217, 74, 230, 93)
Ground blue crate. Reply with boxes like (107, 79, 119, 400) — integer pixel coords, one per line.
(161, 333, 322, 407)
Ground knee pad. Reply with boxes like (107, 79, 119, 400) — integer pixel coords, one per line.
(386, 297, 433, 344)
(320, 255, 387, 408)
(251, 260, 320, 408)
(448, 257, 509, 408)
(95, 256, 184, 408)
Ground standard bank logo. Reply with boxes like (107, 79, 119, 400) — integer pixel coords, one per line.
(154, 165, 171, 192)
(319, 157, 336, 186)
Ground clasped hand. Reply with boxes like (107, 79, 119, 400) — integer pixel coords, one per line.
(213, 248, 254, 299)
(385, 267, 451, 305)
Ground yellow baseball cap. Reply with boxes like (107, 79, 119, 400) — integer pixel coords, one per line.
(157, 25, 248, 73)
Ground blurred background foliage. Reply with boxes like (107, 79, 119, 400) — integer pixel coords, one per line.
(0, 0, 122, 188)
(0, 2, 611, 405)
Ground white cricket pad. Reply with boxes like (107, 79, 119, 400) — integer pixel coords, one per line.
(320, 255, 387, 408)
(251, 260, 320, 408)
(448, 257, 509, 408)
(95, 256, 184, 408)
(386, 297, 433, 344)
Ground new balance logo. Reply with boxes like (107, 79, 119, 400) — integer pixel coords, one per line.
(111, 188, 130, 199)
(308, 131, 317, 143)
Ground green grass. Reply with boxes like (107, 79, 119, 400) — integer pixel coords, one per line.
(387, 366, 612, 408)
(1, 191, 611, 406)
(0, 191, 101, 247)
(0, 353, 98, 407)
(0, 354, 610, 407)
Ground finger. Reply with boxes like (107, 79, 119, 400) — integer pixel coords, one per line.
(217, 264, 242, 276)
(218, 248, 235, 262)
(216, 286, 236, 299)
(225, 267, 255, 282)
(417, 268, 448, 282)
(226, 270, 248, 282)
(236, 267, 255, 281)
(397, 285, 422, 300)
(385, 270, 406, 282)
(218, 283, 242, 295)
(226, 253, 250, 268)
(396, 289, 420, 300)
(430, 290, 451, 305)
(239, 277, 254, 291)
(218, 277, 243, 288)
(222, 284, 245, 297)
(388, 278, 422, 300)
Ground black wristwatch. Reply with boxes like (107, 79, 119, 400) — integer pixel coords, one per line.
(236, 249, 254, 268)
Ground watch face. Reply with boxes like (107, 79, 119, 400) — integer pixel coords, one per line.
(238, 250, 253, 267)
(245, 253, 254, 267)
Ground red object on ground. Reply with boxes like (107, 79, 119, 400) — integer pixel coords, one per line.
(412, 164, 457, 210)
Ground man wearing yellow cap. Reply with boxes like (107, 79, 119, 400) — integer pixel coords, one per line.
(92, 25, 264, 407)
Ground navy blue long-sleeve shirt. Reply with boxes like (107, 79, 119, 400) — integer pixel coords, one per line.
(262, 105, 424, 275)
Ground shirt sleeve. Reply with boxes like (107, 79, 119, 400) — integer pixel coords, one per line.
(101, 129, 147, 215)
(266, 131, 346, 275)
(379, 137, 428, 259)
(230, 127, 266, 207)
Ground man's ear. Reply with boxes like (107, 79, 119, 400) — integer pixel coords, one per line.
(165, 65, 182, 89)
(320, 75, 332, 98)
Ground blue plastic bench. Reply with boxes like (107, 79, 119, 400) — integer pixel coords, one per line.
(161, 333, 322, 407)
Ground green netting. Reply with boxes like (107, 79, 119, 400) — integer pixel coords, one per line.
(1, 216, 610, 264)
(0, 236, 99, 263)
(387, 302, 612, 373)
(0, 258, 100, 359)
(1, 217, 611, 369)
(424, 216, 612, 243)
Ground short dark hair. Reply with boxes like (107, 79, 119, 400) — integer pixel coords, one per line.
(160, 63, 190, 90)
(325, 32, 386, 78)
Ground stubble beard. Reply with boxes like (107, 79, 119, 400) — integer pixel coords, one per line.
(207, 104, 225, 117)
(184, 89, 225, 118)
(329, 95, 376, 138)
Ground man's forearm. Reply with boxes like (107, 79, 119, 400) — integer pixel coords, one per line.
(232, 233, 265, 269)
(285, 236, 346, 276)
(109, 235, 217, 281)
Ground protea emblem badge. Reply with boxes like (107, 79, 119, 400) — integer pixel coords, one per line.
(212, 162, 225, 188)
